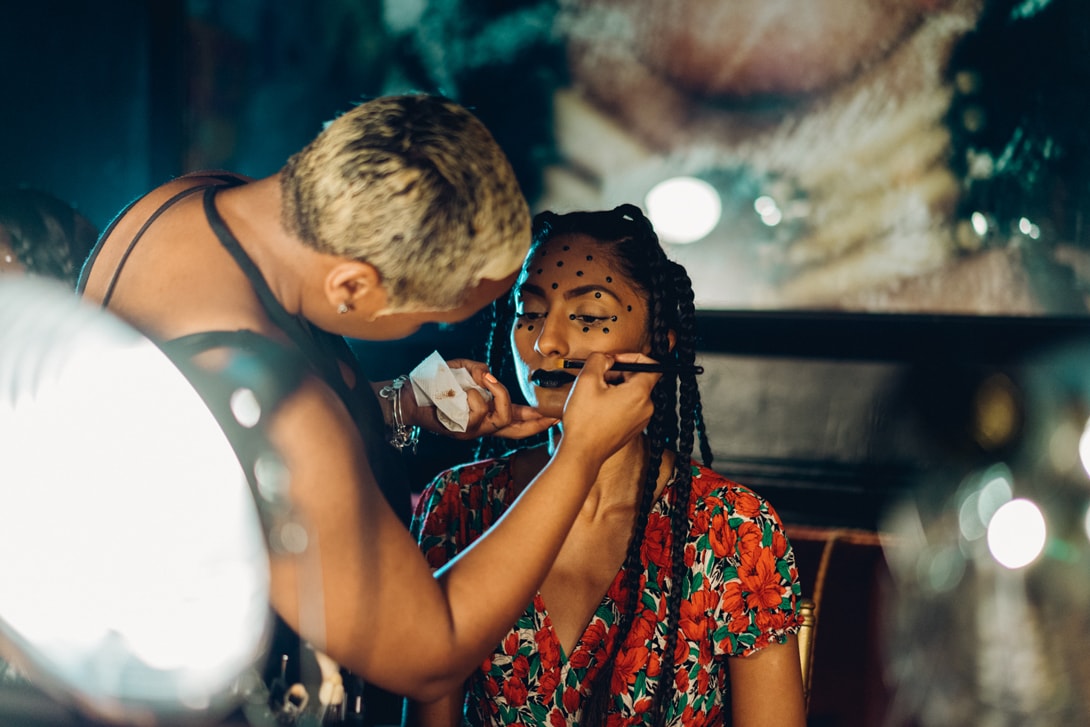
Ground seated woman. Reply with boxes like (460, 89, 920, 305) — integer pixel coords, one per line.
(406, 205, 806, 727)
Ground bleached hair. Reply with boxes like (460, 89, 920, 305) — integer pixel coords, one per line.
(280, 94, 530, 311)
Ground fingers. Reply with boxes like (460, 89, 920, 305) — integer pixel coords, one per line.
(493, 406, 559, 440)
(557, 352, 660, 459)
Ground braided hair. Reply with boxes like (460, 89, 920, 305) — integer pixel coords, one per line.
(0, 188, 98, 287)
(480, 204, 713, 726)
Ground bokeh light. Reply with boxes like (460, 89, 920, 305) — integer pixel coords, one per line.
(987, 498, 1046, 569)
(645, 176, 722, 244)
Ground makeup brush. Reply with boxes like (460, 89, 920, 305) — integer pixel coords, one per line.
(553, 359, 704, 375)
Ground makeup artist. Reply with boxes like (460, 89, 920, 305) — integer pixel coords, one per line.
(406, 206, 806, 727)
(77, 95, 662, 712)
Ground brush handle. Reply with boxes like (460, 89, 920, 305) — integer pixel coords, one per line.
(561, 359, 704, 375)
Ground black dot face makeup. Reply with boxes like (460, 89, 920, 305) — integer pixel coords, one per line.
(511, 233, 655, 415)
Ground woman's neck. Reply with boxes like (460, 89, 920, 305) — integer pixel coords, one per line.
(549, 429, 672, 521)
(214, 174, 317, 319)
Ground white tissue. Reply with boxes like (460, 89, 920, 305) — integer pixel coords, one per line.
(408, 350, 493, 432)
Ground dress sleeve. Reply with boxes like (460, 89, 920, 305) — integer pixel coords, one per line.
(410, 459, 506, 569)
(410, 469, 467, 570)
(704, 481, 803, 658)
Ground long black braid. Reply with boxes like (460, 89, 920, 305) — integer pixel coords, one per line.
(478, 204, 713, 725)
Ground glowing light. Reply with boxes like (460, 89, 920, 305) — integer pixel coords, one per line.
(1078, 417, 1090, 478)
(1018, 217, 1041, 239)
(0, 277, 271, 720)
(230, 387, 262, 428)
(753, 195, 784, 226)
(987, 498, 1046, 569)
(645, 177, 722, 244)
(971, 211, 989, 237)
(977, 471, 1013, 525)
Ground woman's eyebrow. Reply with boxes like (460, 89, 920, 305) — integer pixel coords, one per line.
(517, 282, 622, 304)
(516, 282, 547, 298)
(565, 284, 621, 303)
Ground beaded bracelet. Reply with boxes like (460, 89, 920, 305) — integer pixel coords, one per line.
(378, 375, 420, 454)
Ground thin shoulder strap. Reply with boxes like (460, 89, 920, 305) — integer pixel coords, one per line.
(201, 186, 356, 401)
(77, 173, 245, 303)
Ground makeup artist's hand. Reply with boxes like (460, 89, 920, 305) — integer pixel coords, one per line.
(558, 352, 659, 459)
(411, 358, 559, 441)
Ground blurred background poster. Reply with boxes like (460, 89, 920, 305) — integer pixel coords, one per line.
(3, 0, 1090, 317)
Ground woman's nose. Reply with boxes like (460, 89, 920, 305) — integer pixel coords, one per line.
(533, 313, 569, 358)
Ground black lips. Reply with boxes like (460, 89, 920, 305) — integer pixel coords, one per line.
(530, 369, 577, 388)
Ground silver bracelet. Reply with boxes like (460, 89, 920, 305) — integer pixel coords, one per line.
(378, 375, 420, 454)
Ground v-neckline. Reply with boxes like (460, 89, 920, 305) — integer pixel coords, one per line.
(535, 568, 622, 669)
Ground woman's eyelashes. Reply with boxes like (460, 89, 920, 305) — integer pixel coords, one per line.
(514, 307, 617, 333)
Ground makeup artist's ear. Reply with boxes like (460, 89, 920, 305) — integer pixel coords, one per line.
(668, 329, 677, 352)
(324, 260, 387, 314)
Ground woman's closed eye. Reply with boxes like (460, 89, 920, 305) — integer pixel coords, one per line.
(570, 314, 610, 325)
(515, 309, 546, 321)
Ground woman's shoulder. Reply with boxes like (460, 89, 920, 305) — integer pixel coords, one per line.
(416, 455, 518, 511)
(685, 461, 784, 524)
(412, 455, 521, 546)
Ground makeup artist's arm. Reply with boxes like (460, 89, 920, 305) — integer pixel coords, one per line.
(403, 688, 463, 727)
(268, 353, 659, 701)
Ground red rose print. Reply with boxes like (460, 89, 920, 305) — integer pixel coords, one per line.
(675, 666, 689, 691)
(640, 513, 672, 568)
(755, 607, 787, 633)
(503, 678, 528, 707)
(503, 631, 520, 656)
(772, 528, 789, 558)
(736, 521, 762, 561)
(625, 608, 657, 648)
(466, 482, 483, 510)
(424, 544, 449, 568)
(708, 512, 736, 558)
(512, 654, 530, 679)
(611, 646, 661, 695)
(696, 668, 710, 695)
(549, 708, 567, 727)
(722, 581, 750, 635)
(570, 648, 592, 670)
(690, 470, 715, 500)
(539, 669, 561, 702)
(536, 625, 561, 670)
(740, 549, 785, 610)
(562, 686, 582, 713)
(728, 487, 762, 518)
(690, 509, 709, 537)
(680, 589, 720, 641)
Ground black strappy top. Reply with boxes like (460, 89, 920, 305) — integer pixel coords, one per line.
(77, 175, 412, 525)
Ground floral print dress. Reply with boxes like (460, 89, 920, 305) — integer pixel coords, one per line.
(412, 456, 802, 726)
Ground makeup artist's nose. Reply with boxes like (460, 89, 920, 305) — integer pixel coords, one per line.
(533, 312, 569, 359)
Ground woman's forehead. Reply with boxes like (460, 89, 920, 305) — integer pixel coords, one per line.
(523, 233, 622, 280)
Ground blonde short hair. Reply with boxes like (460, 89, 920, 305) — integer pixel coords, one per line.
(280, 94, 530, 312)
